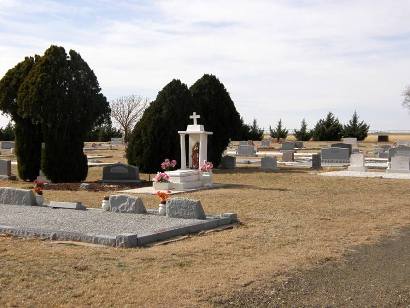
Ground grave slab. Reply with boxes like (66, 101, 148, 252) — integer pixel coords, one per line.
(0, 204, 237, 247)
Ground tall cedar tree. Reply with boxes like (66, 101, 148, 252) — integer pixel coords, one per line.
(127, 80, 193, 172)
(18, 46, 109, 182)
(294, 119, 312, 141)
(0, 122, 15, 141)
(190, 74, 243, 167)
(312, 112, 343, 141)
(270, 119, 288, 141)
(0, 57, 42, 181)
(343, 111, 369, 141)
(246, 119, 264, 141)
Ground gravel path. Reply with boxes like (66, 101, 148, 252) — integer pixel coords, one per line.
(0, 204, 202, 237)
(216, 227, 410, 307)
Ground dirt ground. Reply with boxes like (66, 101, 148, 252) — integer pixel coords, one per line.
(1, 142, 410, 307)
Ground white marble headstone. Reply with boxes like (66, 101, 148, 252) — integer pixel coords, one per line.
(347, 153, 367, 172)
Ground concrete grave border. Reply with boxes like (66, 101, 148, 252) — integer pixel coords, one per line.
(0, 210, 237, 248)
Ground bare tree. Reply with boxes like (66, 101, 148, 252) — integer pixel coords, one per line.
(110, 95, 149, 141)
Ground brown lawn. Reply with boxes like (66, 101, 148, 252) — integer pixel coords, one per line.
(1, 155, 410, 306)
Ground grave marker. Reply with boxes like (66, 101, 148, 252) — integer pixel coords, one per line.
(348, 153, 367, 172)
(282, 150, 295, 162)
(331, 143, 352, 155)
(236, 144, 256, 156)
(311, 154, 321, 170)
(281, 141, 296, 150)
(101, 163, 140, 184)
(387, 155, 410, 173)
(260, 156, 278, 171)
(0, 160, 11, 179)
(220, 156, 236, 169)
(321, 148, 350, 164)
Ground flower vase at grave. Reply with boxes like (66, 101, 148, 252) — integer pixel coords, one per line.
(201, 171, 213, 187)
(158, 201, 166, 216)
(153, 181, 172, 191)
(101, 197, 110, 211)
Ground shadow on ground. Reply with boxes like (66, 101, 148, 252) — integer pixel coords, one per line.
(213, 226, 410, 307)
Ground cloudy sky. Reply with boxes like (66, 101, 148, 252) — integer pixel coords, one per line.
(1, 0, 410, 131)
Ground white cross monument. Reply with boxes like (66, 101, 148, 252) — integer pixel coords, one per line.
(161, 112, 213, 191)
(178, 112, 213, 170)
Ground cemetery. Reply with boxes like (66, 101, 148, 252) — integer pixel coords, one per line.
(1, 10, 410, 304)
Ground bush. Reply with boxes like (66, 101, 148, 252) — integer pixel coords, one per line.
(0, 122, 15, 141)
(242, 119, 264, 141)
(17, 46, 109, 182)
(312, 112, 343, 141)
(0, 56, 42, 180)
(190, 74, 243, 166)
(127, 79, 193, 173)
(294, 119, 312, 141)
(343, 111, 369, 141)
(269, 119, 288, 141)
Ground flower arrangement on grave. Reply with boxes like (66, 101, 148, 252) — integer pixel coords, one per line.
(161, 158, 177, 171)
(33, 179, 45, 195)
(156, 191, 169, 204)
(200, 161, 214, 172)
(153, 172, 170, 183)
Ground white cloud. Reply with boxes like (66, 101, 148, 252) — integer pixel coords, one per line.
(0, 0, 410, 130)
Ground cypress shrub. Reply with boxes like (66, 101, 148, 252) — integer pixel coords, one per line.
(18, 46, 109, 182)
(127, 79, 193, 172)
(190, 74, 243, 167)
(0, 56, 42, 180)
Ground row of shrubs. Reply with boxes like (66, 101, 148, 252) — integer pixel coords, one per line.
(246, 111, 370, 141)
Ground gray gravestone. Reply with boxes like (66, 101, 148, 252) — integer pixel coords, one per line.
(166, 198, 206, 220)
(49, 201, 86, 210)
(0, 141, 15, 150)
(331, 143, 352, 155)
(110, 138, 124, 145)
(260, 140, 271, 148)
(109, 194, 146, 213)
(236, 145, 256, 156)
(260, 156, 278, 171)
(0, 160, 11, 179)
(102, 163, 140, 183)
(311, 154, 321, 169)
(281, 142, 296, 150)
(388, 146, 410, 161)
(239, 141, 248, 146)
(321, 148, 350, 164)
(387, 156, 410, 173)
(220, 156, 236, 169)
(0, 187, 36, 206)
(282, 150, 295, 162)
(295, 141, 304, 148)
(348, 153, 367, 172)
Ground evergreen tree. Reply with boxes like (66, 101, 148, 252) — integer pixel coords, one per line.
(0, 56, 42, 181)
(1, 122, 15, 140)
(312, 112, 343, 141)
(343, 111, 370, 141)
(18, 46, 109, 182)
(248, 119, 264, 140)
(294, 119, 312, 141)
(190, 74, 243, 166)
(269, 119, 288, 141)
(127, 79, 193, 172)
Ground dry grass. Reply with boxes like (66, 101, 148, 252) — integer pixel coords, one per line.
(1, 167, 410, 307)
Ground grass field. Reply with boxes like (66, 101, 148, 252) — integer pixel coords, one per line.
(1, 142, 410, 306)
